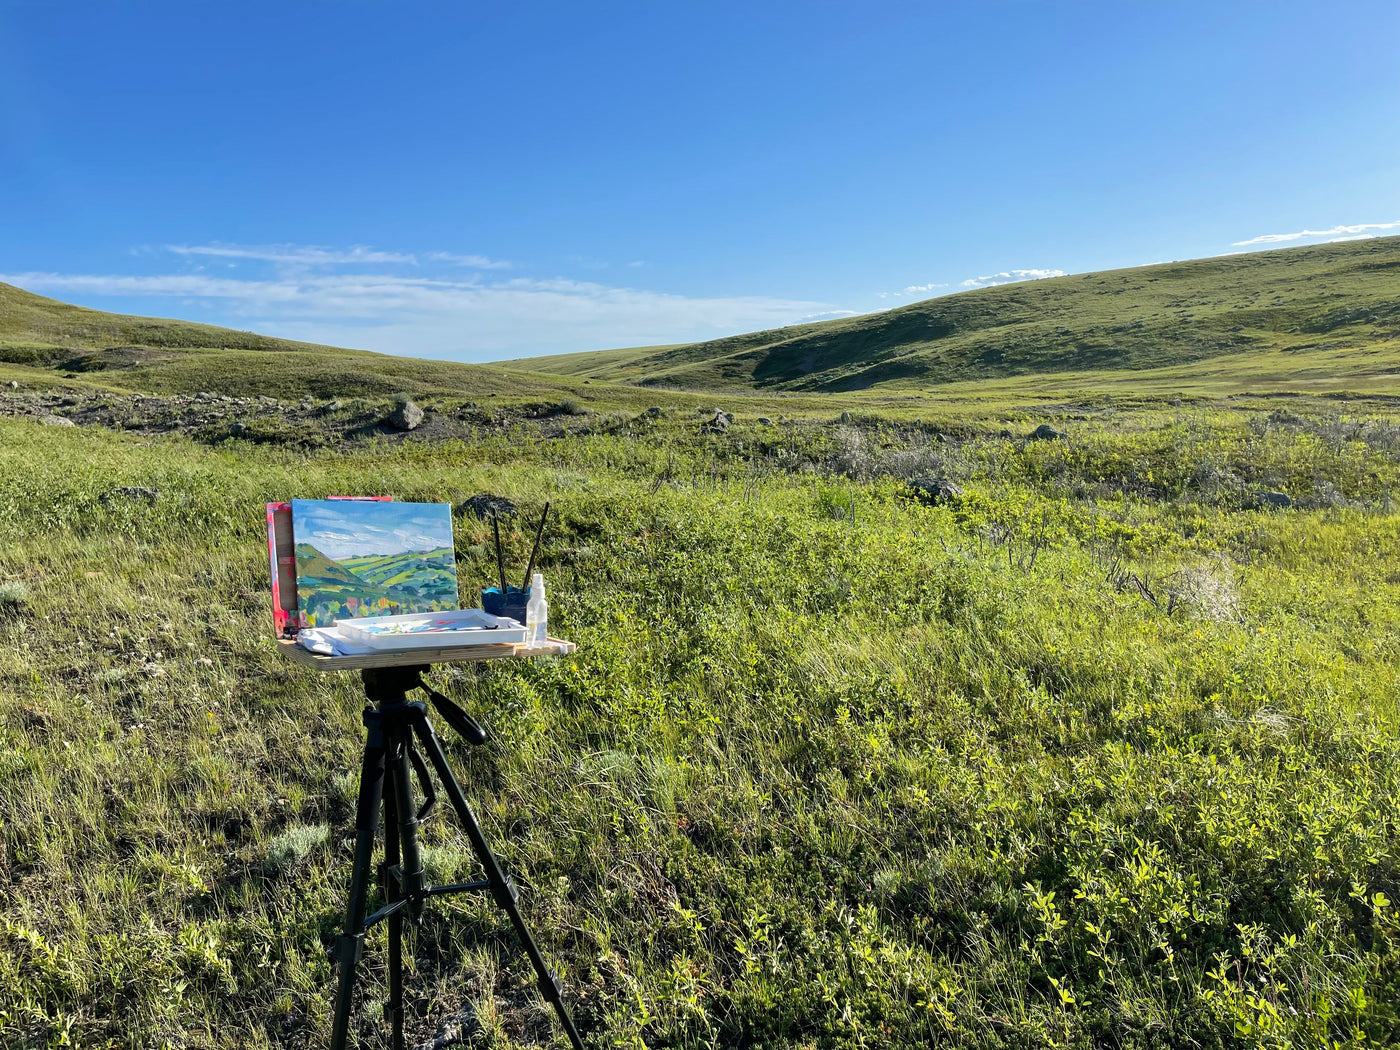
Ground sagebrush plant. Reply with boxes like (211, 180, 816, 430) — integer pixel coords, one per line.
(0, 580, 30, 614)
(2, 399, 1400, 1049)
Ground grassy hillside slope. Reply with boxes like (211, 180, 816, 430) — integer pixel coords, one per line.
(0, 282, 608, 404)
(518, 237, 1400, 393)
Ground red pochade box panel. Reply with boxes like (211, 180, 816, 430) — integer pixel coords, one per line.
(266, 496, 394, 638)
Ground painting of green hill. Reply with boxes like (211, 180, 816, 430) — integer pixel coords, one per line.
(289, 499, 459, 627)
(338, 548, 458, 596)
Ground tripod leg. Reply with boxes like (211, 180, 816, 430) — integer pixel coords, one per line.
(383, 742, 405, 1050)
(386, 726, 428, 1050)
(330, 710, 388, 1050)
(411, 714, 587, 1050)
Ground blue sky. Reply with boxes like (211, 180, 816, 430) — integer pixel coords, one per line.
(291, 500, 453, 561)
(2, 2, 1397, 361)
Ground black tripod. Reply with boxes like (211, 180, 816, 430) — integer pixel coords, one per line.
(329, 666, 585, 1050)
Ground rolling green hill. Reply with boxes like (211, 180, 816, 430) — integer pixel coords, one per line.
(6, 236, 1400, 411)
(518, 236, 1400, 394)
(0, 281, 611, 404)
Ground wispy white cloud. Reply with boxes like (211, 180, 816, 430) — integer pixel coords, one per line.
(424, 251, 512, 269)
(166, 241, 513, 270)
(960, 269, 1066, 289)
(168, 242, 420, 266)
(878, 282, 950, 300)
(798, 309, 860, 321)
(1232, 220, 1400, 247)
(1, 268, 841, 360)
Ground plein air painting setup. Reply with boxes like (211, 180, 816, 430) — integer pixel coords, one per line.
(268, 496, 583, 1050)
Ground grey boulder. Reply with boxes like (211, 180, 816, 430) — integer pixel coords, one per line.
(909, 478, 964, 506)
(457, 493, 516, 518)
(101, 486, 159, 505)
(387, 400, 425, 430)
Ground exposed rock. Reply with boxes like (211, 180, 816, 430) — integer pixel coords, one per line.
(1257, 491, 1292, 509)
(1030, 423, 1064, 441)
(7, 381, 17, 389)
(839, 411, 852, 423)
(457, 493, 516, 518)
(228, 422, 247, 436)
(908, 478, 964, 505)
(756, 417, 773, 426)
(705, 411, 730, 434)
(999, 429, 1014, 438)
(101, 486, 159, 505)
(388, 400, 425, 430)
(39, 414, 75, 427)
(645, 406, 662, 417)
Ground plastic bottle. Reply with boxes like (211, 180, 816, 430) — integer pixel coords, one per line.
(525, 573, 548, 646)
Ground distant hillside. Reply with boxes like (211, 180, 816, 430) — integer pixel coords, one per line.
(518, 237, 1400, 393)
(0, 281, 601, 403)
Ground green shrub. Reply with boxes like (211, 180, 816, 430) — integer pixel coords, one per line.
(262, 824, 329, 874)
(0, 580, 30, 615)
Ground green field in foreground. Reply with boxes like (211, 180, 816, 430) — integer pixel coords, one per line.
(3, 396, 1400, 1049)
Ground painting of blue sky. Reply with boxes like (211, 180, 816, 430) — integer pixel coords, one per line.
(290, 499, 459, 626)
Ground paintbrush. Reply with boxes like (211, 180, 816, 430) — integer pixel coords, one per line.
(521, 502, 551, 592)
(491, 511, 508, 595)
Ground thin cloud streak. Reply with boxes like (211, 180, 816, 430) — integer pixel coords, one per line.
(960, 268, 1066, 289)
(168, 242, 513, 270)
(168, 243, 417, 266)
(0, 269, 842, 359)
(879, 282, 950, 300)
(424, 251, 513, 269)
(1232, 220, 1400, 246)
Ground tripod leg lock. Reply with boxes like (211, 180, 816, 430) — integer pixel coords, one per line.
(491, 874, 520, 909)
(537, 969, 564, 1004)
(383, 1000, 403, 1032)
(336, 931, 365, 971)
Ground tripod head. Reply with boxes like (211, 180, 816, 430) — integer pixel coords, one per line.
(360, 666, 488, 746)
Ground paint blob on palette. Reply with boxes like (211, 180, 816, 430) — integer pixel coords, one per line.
(290, 499, 460, 627)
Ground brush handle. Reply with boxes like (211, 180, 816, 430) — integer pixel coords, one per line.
(521, 502, 550, 592)
(492, 513, 508, 594)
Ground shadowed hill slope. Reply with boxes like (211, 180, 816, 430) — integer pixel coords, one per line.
(517, 236, 1400, 392)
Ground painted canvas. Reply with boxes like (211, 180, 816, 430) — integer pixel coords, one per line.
(290, 499, 459, 627)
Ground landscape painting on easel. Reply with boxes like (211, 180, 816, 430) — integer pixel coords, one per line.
(290, 499, 459, 627)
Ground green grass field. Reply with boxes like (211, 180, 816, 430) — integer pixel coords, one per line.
(3, 245, 1400, 1049)
(5, 395, 1400, 1049)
